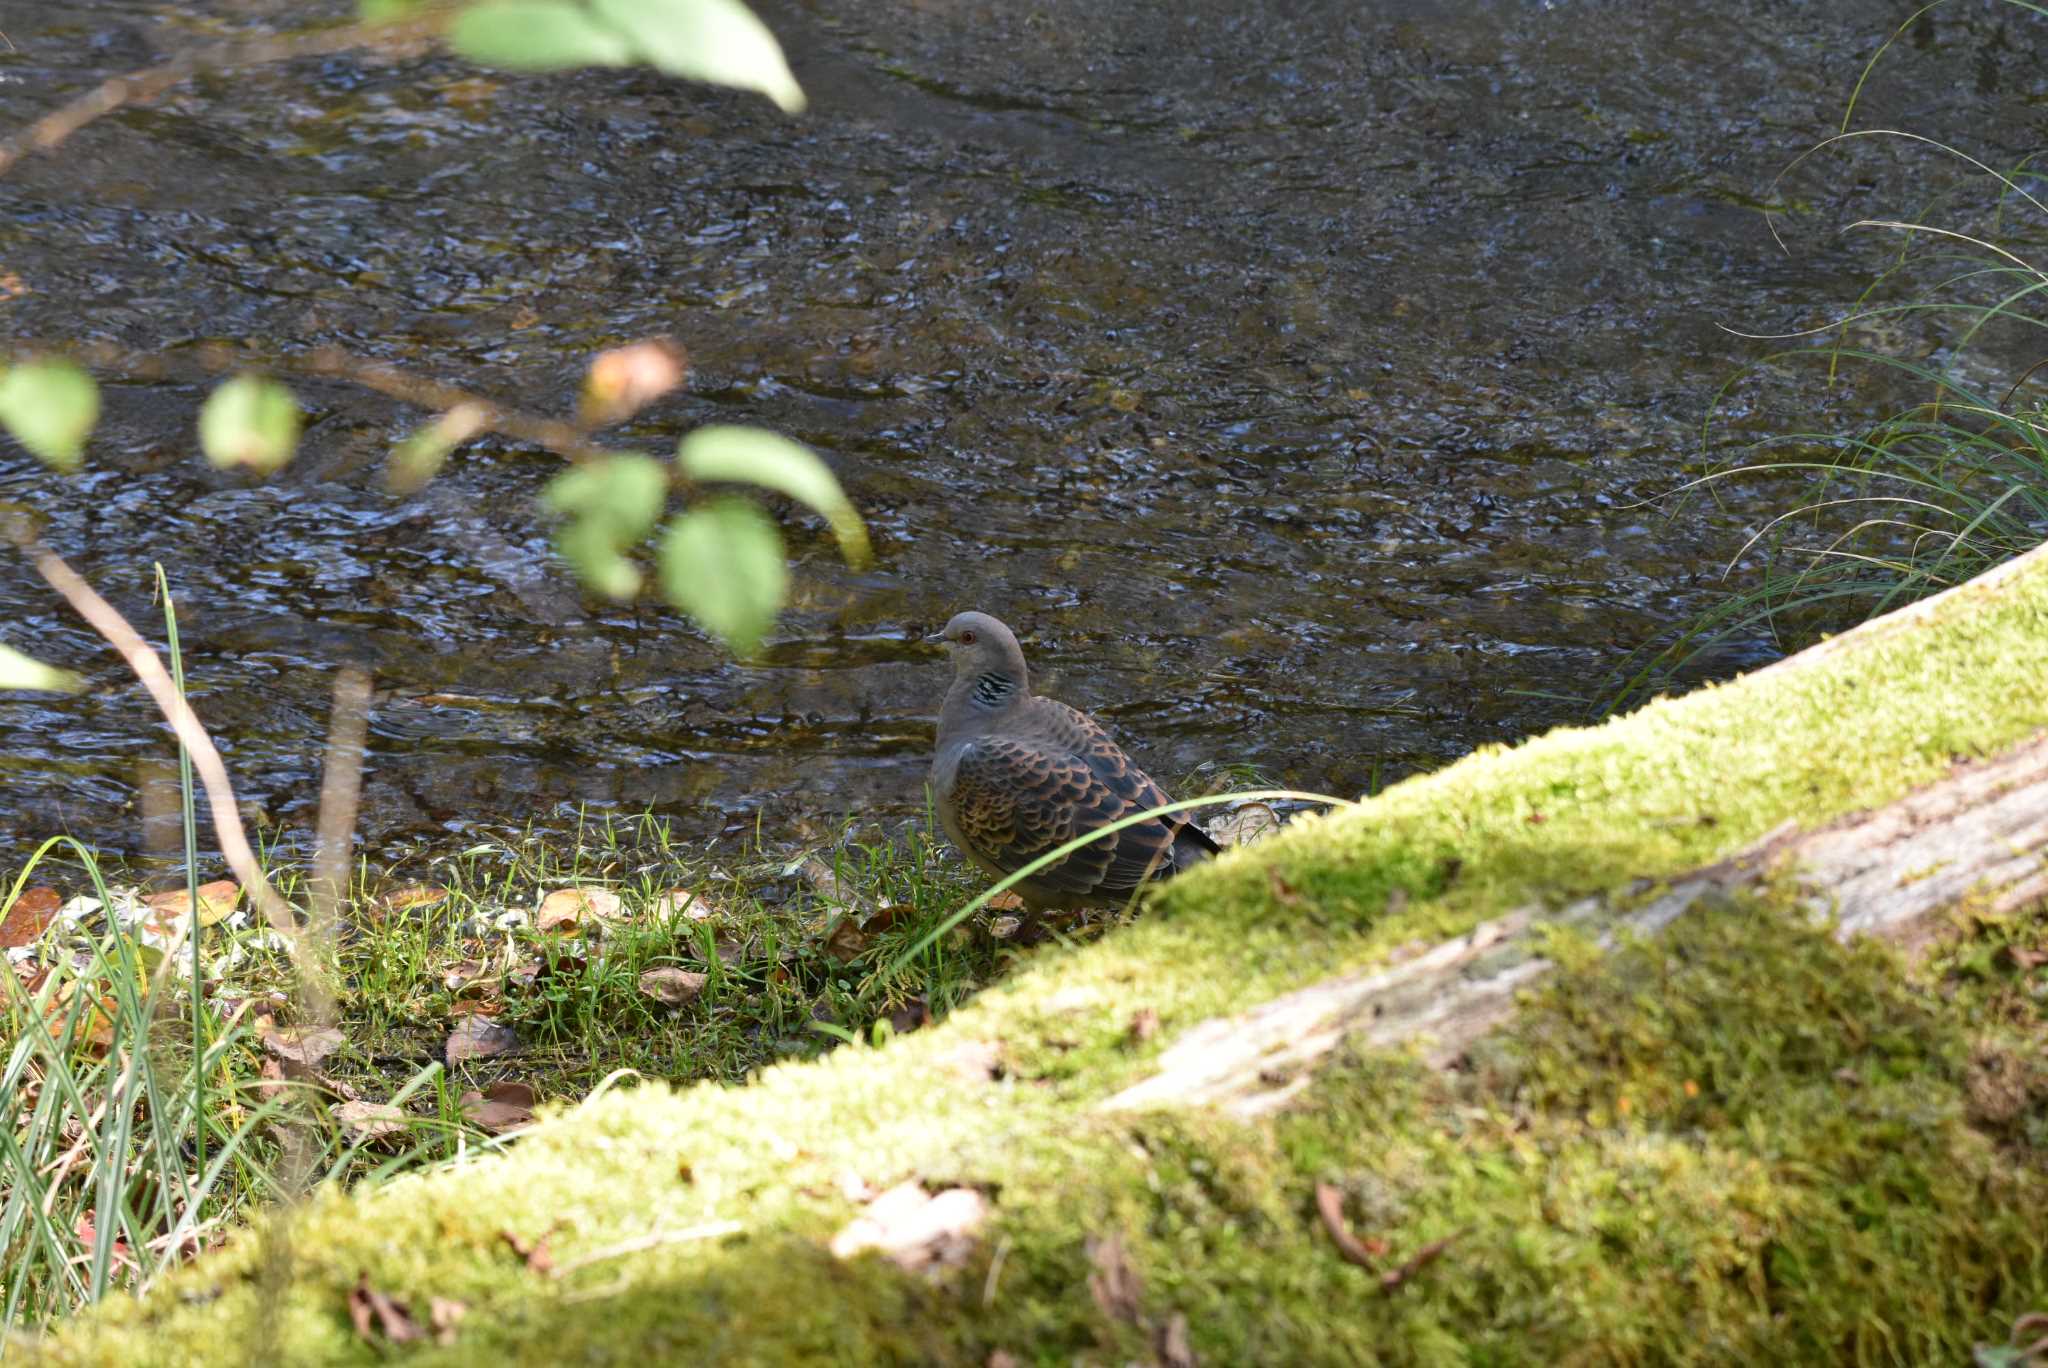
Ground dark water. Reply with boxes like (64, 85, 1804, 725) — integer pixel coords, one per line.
(0, 0, 2040, 869)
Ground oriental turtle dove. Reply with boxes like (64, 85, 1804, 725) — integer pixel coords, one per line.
(928, 611, 1219, 910)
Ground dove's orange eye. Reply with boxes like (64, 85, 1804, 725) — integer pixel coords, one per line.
(959, 630, 977, 645)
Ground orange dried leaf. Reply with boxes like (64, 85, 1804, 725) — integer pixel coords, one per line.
(537, 887, 622, 935)
(0, 885, 60, 948)
(143, 879, 240, 930)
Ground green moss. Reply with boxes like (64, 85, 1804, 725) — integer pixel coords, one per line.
(28, 556, 2048, 1363)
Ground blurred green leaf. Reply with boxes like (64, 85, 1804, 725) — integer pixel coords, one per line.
(544, 452, 668, 600)
(592, 0, 806, 113)
(0, 643, 83, 694)
(198, 375, 302, 475)
(658, 497, 787, 656)
(358, 0, 429, 19)
(449, 1, 634, 70)
(0, 360, 99, 472)
(677, 425, 869, 567)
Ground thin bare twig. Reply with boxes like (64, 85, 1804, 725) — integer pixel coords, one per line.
(1312, 1183, 1385, 1270)
(552, 1221, 742, 1277)
(0, 15, 451, 180)
(8, 530, 298, 937)
(301, 346, 625, 464)
(5, 339, 650, 468)
(306, 664, 371, 1025)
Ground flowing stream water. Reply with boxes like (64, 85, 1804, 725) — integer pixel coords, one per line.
(0, 0, 2041, 871)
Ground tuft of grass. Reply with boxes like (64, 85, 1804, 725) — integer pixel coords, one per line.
(0, 840, 448, 1337)
(1619, 59, 2048, 709)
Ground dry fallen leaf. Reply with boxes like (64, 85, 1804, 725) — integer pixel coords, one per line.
(347, 1274, 423, 1345)
(429, 1296, 467, 1346)
(829, 1181, 988, 1276)
(442, 959, 491, 997)
(580, 337, 687, 426)
(823, 916, 869, 964)
(1127, 1007, 1161, 1044)
(506, 953, 584, 992)
(985, 891, 1026, 913)
(460, 1081, 537, 1134)
(261, 1024, 344, 1071)
(638, 966, 708, 1008)
(886, 997, 931, 1035)
(336, 1100, 408, 1143)
(536, 887, 623, 935)
(1087, 1233, 1144, 1325)
(141, 879, 241, 934)
(1157, 1312, 1198, 1368)
(445, 1017, 518, 1066)
(988, 915, 1023, 941)
(0, 885, 61, 949)
(500, 1227, 556, 1275)
(72, 1215, 139, 1277)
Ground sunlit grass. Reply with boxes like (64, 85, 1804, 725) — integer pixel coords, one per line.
(1618, 128, 2048, 709)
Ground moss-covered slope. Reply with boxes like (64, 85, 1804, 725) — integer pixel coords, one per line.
(32, 547, 2048, 1365)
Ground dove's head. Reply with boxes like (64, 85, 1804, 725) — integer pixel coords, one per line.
(929, 611, 1029, 695)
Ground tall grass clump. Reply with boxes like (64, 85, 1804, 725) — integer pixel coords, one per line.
(0, 842, 450, 1339)
(1621, 3, 2048, 706)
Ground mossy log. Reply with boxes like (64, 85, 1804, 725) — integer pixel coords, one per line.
(31, 542, 2048, 1366)
(1109, 726, 2048, 1119)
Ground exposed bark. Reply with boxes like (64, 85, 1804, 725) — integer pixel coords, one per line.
(1105, 728, 2048, 1118)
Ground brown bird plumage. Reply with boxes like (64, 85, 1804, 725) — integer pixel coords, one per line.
(928, 611, 1219, 910)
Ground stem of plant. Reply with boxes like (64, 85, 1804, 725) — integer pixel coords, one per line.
(156, 565, 206, 1179)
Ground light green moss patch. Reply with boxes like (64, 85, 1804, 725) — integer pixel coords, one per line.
(31, 554, 2048, 1363)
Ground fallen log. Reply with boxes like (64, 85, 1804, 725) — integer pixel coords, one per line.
(1106, 728, 2048, 1117)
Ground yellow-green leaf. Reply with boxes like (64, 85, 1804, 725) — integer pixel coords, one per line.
(0, 643, 83, 693)
(199, 375, 302, 474)
(0, 360, 99, 472)
(658, 497, 787, 656)
(677, 425, 869, 567)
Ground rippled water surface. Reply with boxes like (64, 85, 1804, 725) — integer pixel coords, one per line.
(1, 0, 2041, 867)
